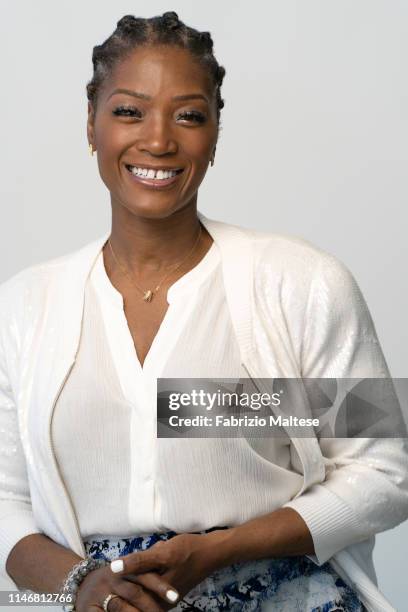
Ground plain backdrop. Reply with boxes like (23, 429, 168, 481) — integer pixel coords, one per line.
(0, 1, 407, 609)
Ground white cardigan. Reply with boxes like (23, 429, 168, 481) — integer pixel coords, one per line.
(0, 213, 407, 611)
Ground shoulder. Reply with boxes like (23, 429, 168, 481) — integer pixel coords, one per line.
(203, 215, 358, 298)
(236, 227, 371, 335)
(219, 222, 370, 327)
(228, 226, 379, 366)
(0, 234, 106, 316)
(230, 223, 356, 290)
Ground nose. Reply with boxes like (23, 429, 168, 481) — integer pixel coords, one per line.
(136, 113, 178, 157)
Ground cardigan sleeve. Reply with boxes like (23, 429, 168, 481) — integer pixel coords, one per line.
(0, 279, 42, 585)
(283, 254, 408, 565)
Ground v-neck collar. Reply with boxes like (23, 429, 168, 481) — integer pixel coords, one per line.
(89, 237, 221, 381)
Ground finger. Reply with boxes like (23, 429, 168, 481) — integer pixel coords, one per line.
(114, 581, 167, 612)
(125, 572, 180, 605)
(93, 595, 140, 612)
(110, 546, 168, 576)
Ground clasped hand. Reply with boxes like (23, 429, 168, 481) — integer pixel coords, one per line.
(76, 532, 223, 612)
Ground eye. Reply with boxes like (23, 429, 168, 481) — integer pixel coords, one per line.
(112, 105, 143, 118)
(176, 110, 206, 124)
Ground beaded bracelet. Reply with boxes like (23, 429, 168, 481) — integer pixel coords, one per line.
(59, 556, 107, 611)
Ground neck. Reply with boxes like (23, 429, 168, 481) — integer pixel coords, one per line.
(105, 200, 212, 277)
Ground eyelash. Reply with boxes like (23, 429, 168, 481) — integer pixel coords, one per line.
(112, 106, 142, 118)
(176, 110, 206, 124)
(112, 106, 206, 124)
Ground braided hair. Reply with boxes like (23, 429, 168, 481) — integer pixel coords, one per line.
(86, 12, 226, 123)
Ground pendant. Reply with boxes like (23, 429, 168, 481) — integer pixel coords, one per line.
(143, 290, 153, 302)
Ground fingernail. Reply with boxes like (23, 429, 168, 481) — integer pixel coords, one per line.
(166, 589, 179, 603)
(110, 559, 124, 573)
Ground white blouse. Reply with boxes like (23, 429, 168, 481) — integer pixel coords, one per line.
(51, 243, 303, 539)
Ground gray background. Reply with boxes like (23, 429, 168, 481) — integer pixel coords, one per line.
(0, 1, 407, 608)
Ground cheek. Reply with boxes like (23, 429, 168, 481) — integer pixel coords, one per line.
(183, 131, 216, 168)
(97, 131, 126, 159)
(94, 114, 128, 158)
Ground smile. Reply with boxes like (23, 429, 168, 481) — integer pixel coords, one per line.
(124, 164, 184, 188)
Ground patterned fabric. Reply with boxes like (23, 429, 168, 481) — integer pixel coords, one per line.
(84, 531, 367, 612)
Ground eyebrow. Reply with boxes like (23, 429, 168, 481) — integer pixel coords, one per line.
(107, 88, 208, 103)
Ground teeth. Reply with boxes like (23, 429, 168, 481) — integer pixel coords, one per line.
(129, 166, 179, 180)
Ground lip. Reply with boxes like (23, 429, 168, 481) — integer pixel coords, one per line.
(124, 164, 184, 190)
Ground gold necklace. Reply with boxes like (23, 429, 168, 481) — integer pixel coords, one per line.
(107, 224, 203, 303)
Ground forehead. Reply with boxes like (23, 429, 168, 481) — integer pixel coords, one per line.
(102, 45, 214, 100)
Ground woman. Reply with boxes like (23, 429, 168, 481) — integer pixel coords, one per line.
(1, 11, 407, 612)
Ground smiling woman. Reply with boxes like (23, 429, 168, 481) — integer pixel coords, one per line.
(87, 40, 220, 225)
(86, 12, 223, 230)
(1, 10, 407, 612)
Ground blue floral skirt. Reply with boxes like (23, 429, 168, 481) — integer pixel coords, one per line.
(84, 530, 366, 612)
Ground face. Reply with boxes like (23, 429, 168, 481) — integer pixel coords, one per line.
(87, 45, 218, 220)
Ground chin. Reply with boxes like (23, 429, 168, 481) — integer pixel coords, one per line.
(122, 196, 187, 220)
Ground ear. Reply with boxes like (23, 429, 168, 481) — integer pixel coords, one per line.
(87, 101, 96, 148)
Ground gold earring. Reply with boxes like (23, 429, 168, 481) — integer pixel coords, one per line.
(89, 143, 94, 156)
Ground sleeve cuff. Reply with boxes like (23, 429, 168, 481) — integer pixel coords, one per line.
(0, 510, 42, 587)
(283, 484, 368, 564)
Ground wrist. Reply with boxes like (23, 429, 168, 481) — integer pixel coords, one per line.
(199, 527, 243, 571)
(201, 509, 315, 567)
(59, 556, 106, 611)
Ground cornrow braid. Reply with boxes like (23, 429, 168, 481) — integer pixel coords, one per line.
(86, 12, 226, 123)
